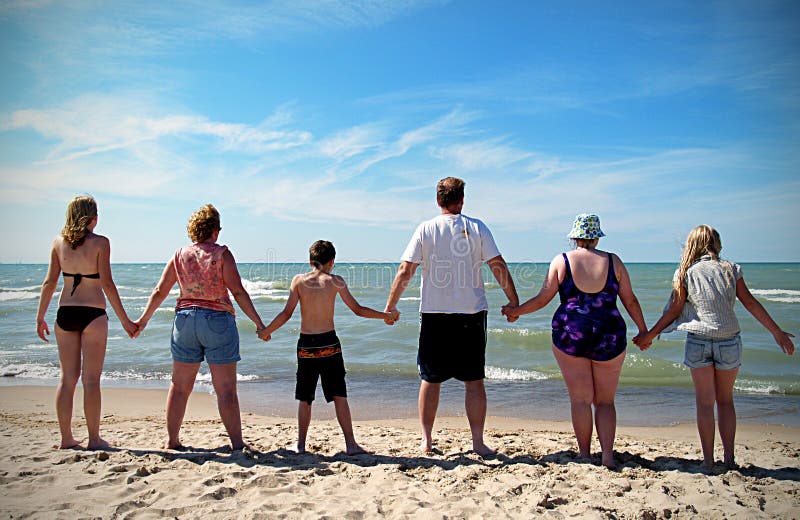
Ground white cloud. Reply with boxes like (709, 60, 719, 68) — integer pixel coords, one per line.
(430, 139, 536, 171)
(0, 94, 312, 164)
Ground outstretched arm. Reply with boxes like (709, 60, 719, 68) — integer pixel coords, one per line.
(136, 258, 178, 335)
(502, 255, 559, 319)
(614, 255, 648, 335)
(221, 249, 267, 338)
(736, 278, 794, 355)
(261, 275, 301, 339)
(36, 241, 61, 342)
(338, 277, 397, 322)
(487, 255, 519, 322)
(98, 236, 137, 338)
(384, 261, 418, 321)
(634, 288, 686, 350)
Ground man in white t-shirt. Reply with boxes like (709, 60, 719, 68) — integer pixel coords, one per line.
(385, 177, 519, 455)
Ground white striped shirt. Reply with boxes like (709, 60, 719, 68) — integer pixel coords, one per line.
(676, 256, 743, 339)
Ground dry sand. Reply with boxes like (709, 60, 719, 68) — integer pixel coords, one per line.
(0, 386, 798, 519)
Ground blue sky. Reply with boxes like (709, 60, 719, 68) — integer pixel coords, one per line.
(1, 0, 798, 263)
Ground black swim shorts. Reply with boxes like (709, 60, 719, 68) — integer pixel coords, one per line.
(417, 311, 488, 383)
(295, 331, 347, 404)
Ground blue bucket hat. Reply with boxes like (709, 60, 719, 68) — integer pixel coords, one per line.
(567, 213, 605, 240)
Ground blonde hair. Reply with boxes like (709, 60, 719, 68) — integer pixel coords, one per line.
(674, 225, 722, 292)
(187, 204, 220, 243)
(61, 195, 97, 249)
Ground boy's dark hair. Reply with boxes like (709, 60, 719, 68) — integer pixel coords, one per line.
(309, 240, 336, 267)
(436, 177, 465, 209)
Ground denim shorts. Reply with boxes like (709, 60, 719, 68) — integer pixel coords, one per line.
(683, 333, 742, 370)
(171, 307, 240, 365)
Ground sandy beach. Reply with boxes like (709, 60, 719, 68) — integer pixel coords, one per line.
(0, 386, 798, 519)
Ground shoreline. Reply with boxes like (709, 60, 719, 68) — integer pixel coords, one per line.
(3, 377, 799, 428)
(1, 385, 799, 518)
(2, 385, 799, 444)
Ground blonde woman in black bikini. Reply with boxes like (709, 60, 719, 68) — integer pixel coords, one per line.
(36, 195, 137, 449)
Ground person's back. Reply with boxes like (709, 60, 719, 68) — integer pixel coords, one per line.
(409, 213, 498, 313)
(295, 270, 340, 334)
(55, 233, 105, 309)
(173, 242, 235, 314)
(682, 257, 740, 339)
(553, 246, 627, 361)
(563, 247, 614, 293)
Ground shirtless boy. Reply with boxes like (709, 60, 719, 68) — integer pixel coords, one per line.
(260, 240, 399, 454)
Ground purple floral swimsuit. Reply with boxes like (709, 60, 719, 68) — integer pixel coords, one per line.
(551, 252, 627, 361)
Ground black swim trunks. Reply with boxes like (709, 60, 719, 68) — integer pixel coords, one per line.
(417, 311, 487, 383)
(295, 330, 347, 404)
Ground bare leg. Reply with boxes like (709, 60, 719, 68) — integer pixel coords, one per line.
(464, 379, 494, 456)
(296, 401, 311, 453)
(418, 380, 440, 453)
(80, 315, 110, 450)
(54, 326, 81, 449)
(714, 367, 739, 467)
(208, 362, 244, 450)
(333, 397, 368, 454)
(552, 346, 594, 459)
(165, 361, 200, 449)
(690, 365, 717, 468)
(591, 351, 626, 468)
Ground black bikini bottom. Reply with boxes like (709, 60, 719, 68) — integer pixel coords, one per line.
(56, 306, 107, 332)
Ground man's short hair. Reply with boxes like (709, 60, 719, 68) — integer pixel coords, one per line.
(309, 240, 336, 266)
(436, 177, 465, 208)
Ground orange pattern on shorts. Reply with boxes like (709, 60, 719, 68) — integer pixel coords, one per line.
(297, 345, 342, 358)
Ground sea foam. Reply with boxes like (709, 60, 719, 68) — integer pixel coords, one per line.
(750, 289, 800, 303)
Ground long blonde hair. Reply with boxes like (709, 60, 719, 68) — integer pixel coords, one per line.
(61, 195, 98, 249)
(674, 225, 722, 292)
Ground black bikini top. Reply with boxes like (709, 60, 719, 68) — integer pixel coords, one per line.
(63, 272, 100, 296)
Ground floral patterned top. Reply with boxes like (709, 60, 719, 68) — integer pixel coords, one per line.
(174, 243, 235, 315)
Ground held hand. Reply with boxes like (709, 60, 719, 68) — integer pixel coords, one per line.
(632, 332, 652, 351)
(122, 319, 139, 339)
(132, 319, 148, 339)
(385, 309, 400, 325)
(257, 328, 271, 342)
(501, 304, 520, 322)
(384, 306, 399, 326)
(774, 330, 795, 355)
(37, 320, 50, 343)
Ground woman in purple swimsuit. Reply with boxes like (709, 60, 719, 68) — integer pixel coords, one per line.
(36, 195, 138, 449)
(503, 214, 649, 468)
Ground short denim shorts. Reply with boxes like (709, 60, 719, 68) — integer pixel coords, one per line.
(171, 307, 240, 365)
(683, 332, 742, 370)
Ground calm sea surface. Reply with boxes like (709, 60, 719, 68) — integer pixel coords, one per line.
(1, 262, 798, 426)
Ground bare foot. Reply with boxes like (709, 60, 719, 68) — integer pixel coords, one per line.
(292, 443, 307, 454)
(420, 440, 434, 454)
(601, 454, 617, 470)
(345, 443, 372, 455)
(57, 438, 82, 450)
(473, 443, 496, 457)
(86, 438, 114, 451)
(700, 459, 716, 472)
(723, 458, 738, 471)
(164, 440, 186, 450)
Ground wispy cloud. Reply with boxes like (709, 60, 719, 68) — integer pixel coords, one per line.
(0, 94, 312, 164)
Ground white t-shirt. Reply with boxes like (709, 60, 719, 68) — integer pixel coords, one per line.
(401, 213, 501, 313)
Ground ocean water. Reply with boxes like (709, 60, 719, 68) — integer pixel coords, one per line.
(1, 262, 798, 426)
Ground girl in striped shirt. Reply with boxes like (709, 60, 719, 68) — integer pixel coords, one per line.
(634, 225, 794, 470)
